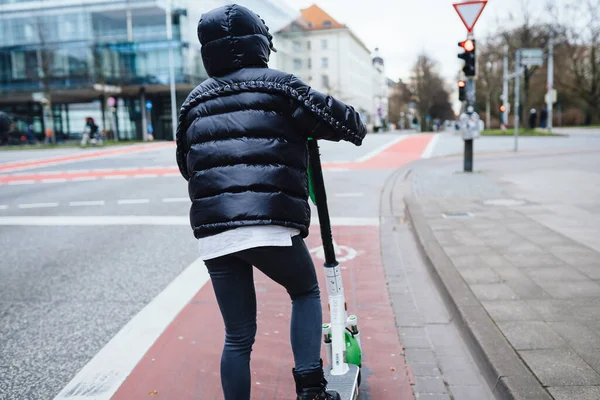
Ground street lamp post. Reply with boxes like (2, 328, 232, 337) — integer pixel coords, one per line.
(166, 0, 177, 141)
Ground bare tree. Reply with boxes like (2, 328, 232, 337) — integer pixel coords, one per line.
(409, 53, 454, 128)
(388, 79, 412, 125)
(552, 0, 600, 124)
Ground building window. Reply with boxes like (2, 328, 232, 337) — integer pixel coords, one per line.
(321, 57, 328, 68)
(293, 41, 302, 52)
(323, 20, 332, 28)
(321, 74, 329, 89)
(321, 39, 327, 49)
(307, 40, 311, 50)
(307, 58, 312, 69)
(294, 58, 302, 70)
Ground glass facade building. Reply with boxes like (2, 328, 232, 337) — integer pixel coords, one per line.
(0, 0, 298, 141)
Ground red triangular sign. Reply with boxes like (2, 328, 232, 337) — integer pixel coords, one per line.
(453, 1, 487, 32)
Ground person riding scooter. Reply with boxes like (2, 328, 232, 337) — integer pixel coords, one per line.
(175, 4, 366, 400)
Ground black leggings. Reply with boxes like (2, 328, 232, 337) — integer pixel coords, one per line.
(204, 235, 323, 400)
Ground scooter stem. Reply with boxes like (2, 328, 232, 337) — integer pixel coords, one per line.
(307, 139, 349, 376)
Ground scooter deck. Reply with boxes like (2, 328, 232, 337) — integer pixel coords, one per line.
(324, 364, 360, 400)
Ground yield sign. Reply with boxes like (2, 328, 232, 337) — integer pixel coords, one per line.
(453, 1, 487, 33)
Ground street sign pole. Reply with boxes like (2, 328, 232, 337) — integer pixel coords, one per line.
(502, 45, 509, 130)
(514, 49, 521, 152)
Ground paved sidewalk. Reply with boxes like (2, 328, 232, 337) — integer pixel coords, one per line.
(403, 149, 600, 400)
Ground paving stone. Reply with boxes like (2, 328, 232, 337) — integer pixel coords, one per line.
(576, 264, 600, 280)
(414, 394, 451, 400)
(497, 321, 566, 350)
(548, 322, 600, 350)
(547, 386, 600, 400)
(554, 251, 600, 265)
(400, 326, 427, 338)
(519, 349, 600, 386)
(522, 266, 589, 282)
(480, 253, 510, 268)
(395, 311, 425, 327)
(535, 280, 600, 299)
(449, 254, 483, 269)
(481, 300, 540, 321)
(503, 276, 551, 299)
(441, 367, 484, 387)
(414, 376, 446, 394)
(405, 348, 436, 364)
(409, 362, 441, 377)
(577, 348, 600, 374)
(503, 253, 565, 268)
(527, 299, 600, 322)
(458, 267, 502, 284)
(470, 283, 518, 301)
(449, 385, 492, 400)
(402, 335, 431, 349)
(437, 356, 474, 373)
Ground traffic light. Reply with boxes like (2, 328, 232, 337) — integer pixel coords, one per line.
(500, 105, 506, 113)
(458, 39, 476, 77)
(458, 80, 466, 101)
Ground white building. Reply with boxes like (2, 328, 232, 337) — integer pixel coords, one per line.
(274, 4, 376, 130)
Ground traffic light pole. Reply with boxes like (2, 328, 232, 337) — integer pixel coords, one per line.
(464, 33, 475, 173)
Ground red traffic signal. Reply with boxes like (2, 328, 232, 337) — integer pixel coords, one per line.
(459, 39, 475, 52)
(458, 80, 466, 88)
(500, 105, 506, 112)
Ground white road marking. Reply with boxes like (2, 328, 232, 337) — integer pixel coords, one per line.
(104, 175, 127, 180)
(117, 199, 150, 205)
(335, 192, 364, 198)
(18, 202, 59, 209)
(355, 135, 408, 162)
(162, 198, 190, 203)
(53, 257, 210, 400)
(8, 180, 35, 185)
(41, 178, 68, 183)
(0, 216, 379, 226)
(69, 201, 106, 207)
(72, 177, 98, 182)
(421, 133, 440, 159)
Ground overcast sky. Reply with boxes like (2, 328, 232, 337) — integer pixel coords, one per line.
(283, 0, 563, 84)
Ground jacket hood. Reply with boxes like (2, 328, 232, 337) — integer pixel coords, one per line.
(198, 4, 274, 77)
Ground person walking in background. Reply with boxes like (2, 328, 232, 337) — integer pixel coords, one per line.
(175, 4, 366, 400)
(540, 104, 548, 129)
(529, 108, 537, 129)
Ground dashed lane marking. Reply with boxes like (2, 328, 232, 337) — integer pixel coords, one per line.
(117, 199, 150, 205)
(162, 198, 190, 203)
(68, 201, 106, 207)
(18, 202, 59, 209)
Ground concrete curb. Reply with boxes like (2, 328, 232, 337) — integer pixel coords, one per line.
(403, 194, 552, 400)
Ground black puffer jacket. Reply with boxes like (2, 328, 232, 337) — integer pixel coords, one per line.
(176, 4, 367, 239)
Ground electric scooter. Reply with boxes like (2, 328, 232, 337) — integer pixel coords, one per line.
(307, 138, 362, 400)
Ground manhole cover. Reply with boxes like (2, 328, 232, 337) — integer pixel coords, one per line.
(442, 212, 473, 219)
(483, 199, 527, 206)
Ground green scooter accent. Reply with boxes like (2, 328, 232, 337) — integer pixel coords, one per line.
(344, 330, 362, 367)
(307, 137, 317, 205)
